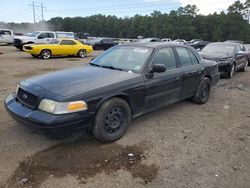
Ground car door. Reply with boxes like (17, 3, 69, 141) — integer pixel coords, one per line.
(175, 47, 204, 99)
(36, 32, 55, 44)
(144, 47, 182, 112)
(58, 40, 78, 55)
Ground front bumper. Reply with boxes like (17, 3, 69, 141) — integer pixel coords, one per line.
(218, 64, 231, 75)
(4, 93, 94, 130)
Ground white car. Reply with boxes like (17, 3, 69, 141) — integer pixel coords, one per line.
(0, 29, 14, 44)
(162, 38, 172, 42)
(13, 31, 75, 50)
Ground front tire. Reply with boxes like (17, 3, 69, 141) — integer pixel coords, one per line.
(192, 77, 211, 104)
(92, 98, 131, 142)
(240, 61, 248, 72)
(78, 49, 86, 58)
(40, 49, 51, 59)
(228, 63, 235, 78)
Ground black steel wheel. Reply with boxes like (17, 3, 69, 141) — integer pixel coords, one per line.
(192, 77, 211, 104)
(92, 98, 131, 142)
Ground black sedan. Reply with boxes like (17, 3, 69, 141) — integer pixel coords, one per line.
(5, 43, 220, 142)
(200, 42, 248, 78)
(91, 38, 119, 50)
(188, 40, 210, 50)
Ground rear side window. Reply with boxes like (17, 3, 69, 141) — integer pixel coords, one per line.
(187, 49, 199, 64)
(47, 33, 55, 38)
(176, 47, 192, 67)
(152, 48, 176, 70)
(60, 40, 76, 45)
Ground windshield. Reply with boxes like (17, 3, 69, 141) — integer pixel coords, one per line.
(27, 32, 40, 37)
(49, 39, 60, 44)
(90, 46, 153, 73)
(202, 44, 235, 55)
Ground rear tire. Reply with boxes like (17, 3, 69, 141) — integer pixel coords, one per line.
(92, 98, 131, 142)
(192, 77, 211, 104)
(40, 49, 51, 59)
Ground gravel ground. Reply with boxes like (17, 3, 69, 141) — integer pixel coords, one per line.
(0, 45, 250, 188)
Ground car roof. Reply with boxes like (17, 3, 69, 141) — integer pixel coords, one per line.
(124, 42, 185, 48)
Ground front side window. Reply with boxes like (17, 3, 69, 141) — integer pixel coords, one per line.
(176, 47, 193, 67)
(152, 48, 176, 70)
(60, 40, 76, 45)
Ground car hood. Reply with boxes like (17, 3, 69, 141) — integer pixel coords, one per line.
(22, 65, 140, 98)
(200, 52, 234, 61)
(25, 44, 57, 47)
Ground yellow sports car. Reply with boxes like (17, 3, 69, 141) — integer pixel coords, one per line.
(23, 38, 93, 59)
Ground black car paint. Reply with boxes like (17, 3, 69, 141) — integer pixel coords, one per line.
(92, 39, 118, 50)
(201, 43, 247, 76)
(5, 43, 220, 131)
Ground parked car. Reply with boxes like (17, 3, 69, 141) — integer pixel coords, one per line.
(225, 40, 244, 44)
(139, 38, 162, 42)
(188, 40, 210, 50)
(5, 43, 220, 142)
(244, 44, 250, 65)
(188, 39, 201, 44)
(162, 38, 172, 42)
(90, 38, 119, 50)
(23, 38, 93, 59)
(200, 42, 248, 78)
(0, 29, 14, 44)
(14, 31, 74, 50)
(172, 39, 187, 45)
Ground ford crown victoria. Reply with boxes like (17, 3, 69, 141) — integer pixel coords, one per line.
(5, 43, 220, 142)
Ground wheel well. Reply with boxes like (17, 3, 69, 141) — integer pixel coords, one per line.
(97, 95, 133, 114)
(40, 49, 52, 55)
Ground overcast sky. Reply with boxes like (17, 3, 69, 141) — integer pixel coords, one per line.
(0, 0, 246, 23)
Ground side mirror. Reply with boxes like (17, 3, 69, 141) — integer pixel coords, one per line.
(150, 64, 166, 73)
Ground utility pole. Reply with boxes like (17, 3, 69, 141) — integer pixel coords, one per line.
(40, 3, 46, 21)
(32, 1, 36, 23)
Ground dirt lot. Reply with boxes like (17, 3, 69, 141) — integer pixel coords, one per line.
(0, 45, 250, 188)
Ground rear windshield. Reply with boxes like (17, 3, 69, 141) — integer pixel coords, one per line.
(56, 33, 74, 38)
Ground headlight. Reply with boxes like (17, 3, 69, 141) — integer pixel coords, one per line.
(218, 59, 231, 64)
(38, 99, 87, 114)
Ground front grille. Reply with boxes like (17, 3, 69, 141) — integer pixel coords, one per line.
(24, 46, 32, 50)
(17, 88, 39, 109)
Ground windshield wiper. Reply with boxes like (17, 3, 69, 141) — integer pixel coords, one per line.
(101, 65, 123, 71)
(89, 62, 101, 67)
(89, 63, 123, 71)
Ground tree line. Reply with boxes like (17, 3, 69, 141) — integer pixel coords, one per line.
(1, 0, 250, 42)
